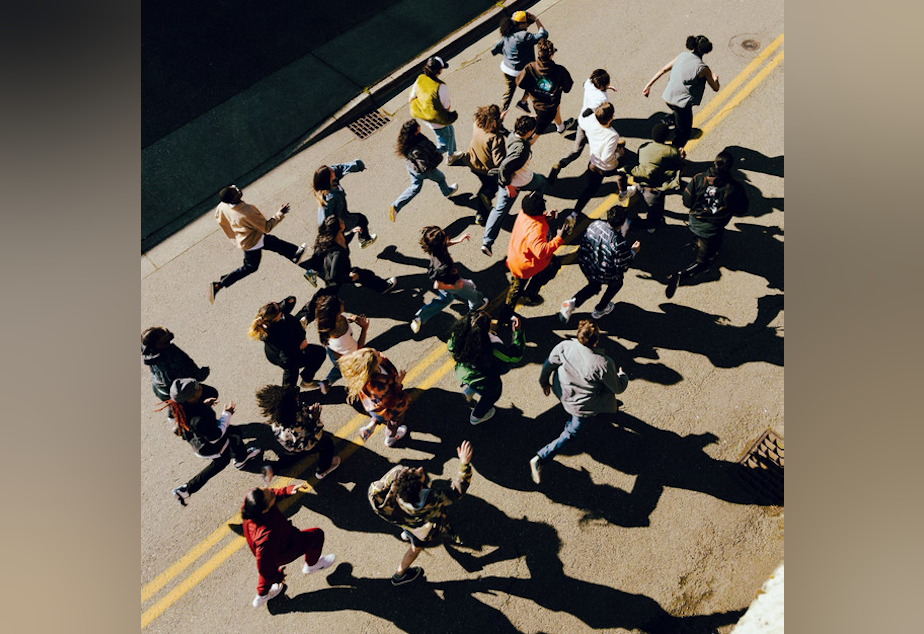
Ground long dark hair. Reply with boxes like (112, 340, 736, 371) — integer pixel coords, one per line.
(396, 120, 421, 158)
(255, 384, 300, 426)
(419, 225, 451, 262)
(314, 294, 342, 346)
(449, 309, 493, 368)
(312, 166, 334, 206)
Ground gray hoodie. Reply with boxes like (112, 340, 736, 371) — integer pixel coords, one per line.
(539, 339, 628, 416)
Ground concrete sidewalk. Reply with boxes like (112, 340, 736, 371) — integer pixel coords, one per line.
(142, 0, 537, 252)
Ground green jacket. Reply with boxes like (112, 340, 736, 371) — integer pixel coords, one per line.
(631, 141, 683, 191)
(448, 329, 525, 391)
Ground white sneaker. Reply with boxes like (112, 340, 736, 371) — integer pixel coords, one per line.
(559, 298, 576, 324)
(591, 302, 616, 320)
(303, 553, 336, 574)
(384, 425, 408, 447)
(410, 317, 421, 333)
(445, 183, 459, 197)
(470, 407, 496, 425)
(315, 455, 341, 480)
(529, 456, 542, 484)
(618, 185, 637, 201)
(252, 582, 285, 608)
(233, 446, 262, 469)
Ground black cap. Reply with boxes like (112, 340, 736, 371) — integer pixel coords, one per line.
(426, 56, 448, 72)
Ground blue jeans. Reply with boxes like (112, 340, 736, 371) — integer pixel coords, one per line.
(393, 166, 454, 213)
(536, 413, 585, 464)
(432, 125, 457, 155)
(323, 348, 342, 384)
(415, 279, 484, 324)
(482, 172, 547, 248)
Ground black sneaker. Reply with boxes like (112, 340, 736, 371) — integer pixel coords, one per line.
(481, 245, 492, 257)
(291, 243, 307, 264)
(391, 566, 424, 586)
(665, 272, 681, 299)
(516, 100, 531, 114)
(519, 294, 544, 307)
(474, 214, 487, 227)
(172, 484, 190, 506)
(547, 166, 561, 185)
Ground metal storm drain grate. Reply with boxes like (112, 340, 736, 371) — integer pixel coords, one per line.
(738, 428, 784, 504)
(348, 110, 391, 139)
(741, 39, 760, 51)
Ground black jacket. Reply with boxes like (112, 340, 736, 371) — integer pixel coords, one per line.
(142, 343, 209, 400)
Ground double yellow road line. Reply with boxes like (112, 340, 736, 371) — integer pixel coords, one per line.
(141, 33, 783, 629)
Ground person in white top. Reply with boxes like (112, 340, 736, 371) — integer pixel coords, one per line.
(571, 102, 635, 216)
(312, 294, 369, 395)
(547, 69, 616, 184)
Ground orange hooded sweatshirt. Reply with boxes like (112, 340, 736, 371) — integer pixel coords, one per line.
(506, 211, 564, 279)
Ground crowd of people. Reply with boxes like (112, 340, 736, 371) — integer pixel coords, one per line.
(145, 11, 752, 608)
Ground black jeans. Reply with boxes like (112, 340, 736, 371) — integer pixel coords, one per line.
(574, 165, 627, 214)
(185, 427, 249, 494)
(341, 210, 372, 243)
(220, 234, 300, 288)
(669, 103, 694, 149)
(637, 186, 666, 227)
(276, 345, 327, 388)
(681, 232, 724, 279)
(573, 277, 624, 312)
(471, 171, 496, 214)
(277, 434, 336, 474)
(472, 377, 503, 418)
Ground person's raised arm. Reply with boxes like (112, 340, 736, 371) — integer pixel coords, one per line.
(642, 56, 677, 97)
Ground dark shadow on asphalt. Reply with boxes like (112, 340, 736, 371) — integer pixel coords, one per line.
(269, 496, 746, 633)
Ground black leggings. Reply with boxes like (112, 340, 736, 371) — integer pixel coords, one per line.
(669, 103, 694, 149)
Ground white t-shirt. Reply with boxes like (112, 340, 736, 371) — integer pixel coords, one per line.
(580, 113, 620, 172)
(581, 78, 609, 112)
(328, 323, 359, 356)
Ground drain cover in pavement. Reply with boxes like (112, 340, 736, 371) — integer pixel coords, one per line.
(348, 110, 391, 140)
(738, 428, 784, 504)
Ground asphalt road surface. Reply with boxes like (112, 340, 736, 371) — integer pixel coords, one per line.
(141, 0, 784, 631)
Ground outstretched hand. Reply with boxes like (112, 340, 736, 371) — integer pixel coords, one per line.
(457, 440, 473, 464)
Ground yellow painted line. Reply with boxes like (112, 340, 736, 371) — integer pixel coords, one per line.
(141, 357, 461, 628)
(142, 537, 246, 628)
(685, 50, 784, 156)
(693, 33, 783, 126)
(403, 342, 449, 384)
(141, 524, 230, 603)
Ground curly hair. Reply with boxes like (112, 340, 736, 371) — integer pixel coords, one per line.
(576, 320, 600, 347)
(473, 104, 502, 134)
(394, 467, 424, 504)
(255, 384, 300, 426)
(338, 348, 380, 403)
(514, 115, 537, 137)
(537, 39, 556, 62)
(449, 309, 493, 368)
(396, 120, 421, 158)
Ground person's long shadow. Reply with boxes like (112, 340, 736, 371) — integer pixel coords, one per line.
(513, 314, 684, 385)
(591, 295, 783, 368)
(273, 493, 743, 634)
(532, 412, 783, 527)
